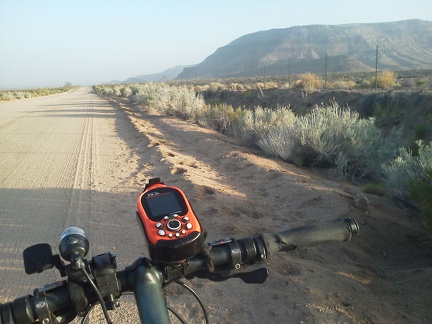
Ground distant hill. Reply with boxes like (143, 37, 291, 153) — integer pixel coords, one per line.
(177, 19, 432, 79)
(111, 65, 193, 84)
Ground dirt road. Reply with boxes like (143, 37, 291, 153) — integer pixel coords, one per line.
(0, 88, 431, 323)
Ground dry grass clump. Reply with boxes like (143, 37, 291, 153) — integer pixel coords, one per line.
(330, 79, 357, 89)
(376, 70, 397, 89)
(294, 73, 323, 93)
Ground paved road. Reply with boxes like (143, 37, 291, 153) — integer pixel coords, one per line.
(0, 88, 144, 306)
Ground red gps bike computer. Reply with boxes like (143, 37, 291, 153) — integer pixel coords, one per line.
(137, 178, 205, 263)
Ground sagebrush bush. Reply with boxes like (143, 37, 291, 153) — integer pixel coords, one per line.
(94, 83, 207, 119)
(230, 106, 295, 147)
(382, 140, 432, 204)
(243, 101, 403, 181)
(197, 104, 243, 133)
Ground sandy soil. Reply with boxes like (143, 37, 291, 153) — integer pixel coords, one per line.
(0, 88, 431, 323)
(106, 94, 432, 324)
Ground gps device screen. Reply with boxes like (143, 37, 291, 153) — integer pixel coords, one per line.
(144, 191, 184, 220)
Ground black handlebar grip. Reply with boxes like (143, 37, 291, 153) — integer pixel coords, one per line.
(0, 295, 37, 324)
(259, 218, 359, 257)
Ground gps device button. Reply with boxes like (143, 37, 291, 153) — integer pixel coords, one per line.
(183, 217, 189, 222)
(167, 219, 181, 231)
(158, 229, 166, 236)
(156, 222, 163, 229)
(186, 223, 193, 230)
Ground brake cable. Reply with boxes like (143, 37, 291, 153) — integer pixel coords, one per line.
(79, 262, 113, 324)
(162, 279, 210, 324)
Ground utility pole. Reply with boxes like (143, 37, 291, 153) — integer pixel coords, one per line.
(375, 45, 379, 90)
(288, 57, 291, 88)
(324, 52, 328, 90)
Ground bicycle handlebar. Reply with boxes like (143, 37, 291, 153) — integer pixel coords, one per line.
(0, 218, 359, 324)
(261, 217, 359, 257)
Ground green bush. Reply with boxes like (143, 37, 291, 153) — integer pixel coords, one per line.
(408, 169, 432, 231)
(362, 183, 387, 197)
(414, 123, 429, 139)
(382, 140, 432, 206)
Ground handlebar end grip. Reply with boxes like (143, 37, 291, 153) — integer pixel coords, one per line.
(0, 296, 37, 324)
(260, 218, 359, 258)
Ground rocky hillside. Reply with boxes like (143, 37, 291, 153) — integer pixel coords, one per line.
(178, 19, 432, 79)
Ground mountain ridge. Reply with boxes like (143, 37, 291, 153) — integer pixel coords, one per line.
(110, 65, 194, 84)
(177, 19, 432, 79)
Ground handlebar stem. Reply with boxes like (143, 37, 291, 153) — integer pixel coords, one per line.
(133, 264, 171, 324)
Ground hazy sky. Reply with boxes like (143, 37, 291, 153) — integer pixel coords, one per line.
(1, 0, 431, 89)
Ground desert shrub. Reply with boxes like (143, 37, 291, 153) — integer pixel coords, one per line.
(230, 106, 295, 147)
(0, 87, 74, 101)
(94, 83, 207, 118)
(382, 140, 432, 205)
(358, 79, 372, 89)
(408, 169, 432, 231)
(416, 79, 427, 87)
(252, 101, 403, 181)
(0, 91, 15, 101)
(242, 91, 255, 100)
(294, 73, 323, 93)
(328, 152, 350, 179)
(267, 81, 278, 88)
(151, 85, 206, 118)
(197, 104, 242, 133)
(362, 183, 387, 197)
(195, 85, 210, 92)
(120, 85, 133, 98)
(331, 79, 357, 89)
(414, 123, 429, 139)
(208, 82, 226, 92)
(372, 100, 399, 119)
(229, 83, 243, 91)
(376, 70, 397, 89)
